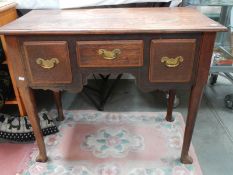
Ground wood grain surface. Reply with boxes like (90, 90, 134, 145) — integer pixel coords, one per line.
(0, 7, 227, 35)
(149, 39, 196, 83)
(77, 40, 143, 67)
(23, 41, 72, 84)
(0, 1, 16, 13)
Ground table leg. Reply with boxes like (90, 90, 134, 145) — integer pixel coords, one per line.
(165, 90, 176, 122)
(19, 87, 48, 162)
(180, 85, 204, 164)
(53, 91, 64, 121)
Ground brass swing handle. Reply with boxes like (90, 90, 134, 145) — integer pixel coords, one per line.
(161, 56, 184, 68)
(98, 49, 121, 60)
(36, 58, 60, 69)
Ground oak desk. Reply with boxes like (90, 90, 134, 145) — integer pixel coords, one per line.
(0, 7, 226, 163)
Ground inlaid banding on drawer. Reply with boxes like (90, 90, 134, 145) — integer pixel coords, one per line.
(149, 39, 196, 83)
(76, 40, 143, 67)
(23, 41, 72, 84)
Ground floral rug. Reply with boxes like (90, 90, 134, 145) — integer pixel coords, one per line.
(17, 110, 202, 175)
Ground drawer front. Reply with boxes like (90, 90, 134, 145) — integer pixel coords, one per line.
(23, 41, 72, 84)
(76, 40, 143, 67)
(149, 39, 196, 83)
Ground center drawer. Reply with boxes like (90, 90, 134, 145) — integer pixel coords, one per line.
(76, 40, 143, 67)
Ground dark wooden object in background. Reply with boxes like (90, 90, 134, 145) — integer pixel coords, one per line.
(0, 8, 226, 163)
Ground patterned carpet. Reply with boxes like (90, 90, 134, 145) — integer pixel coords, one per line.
(17, 110, 202, 175)
(0, 143, 33, 175)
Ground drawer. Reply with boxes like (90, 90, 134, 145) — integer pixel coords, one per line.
(23, 41, 72, 84)
(76, 40, 143, 67)
(149, 39, 196, 83)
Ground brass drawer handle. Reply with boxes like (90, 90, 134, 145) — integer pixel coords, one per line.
(98, 49, 121, 60)
(161, 56, 184, 68)
(36, 58, 60, 69)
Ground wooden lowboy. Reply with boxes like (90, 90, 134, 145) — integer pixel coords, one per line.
(0, 7, 226, 164)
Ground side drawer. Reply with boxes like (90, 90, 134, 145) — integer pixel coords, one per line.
(149, 39, 197, 83)
(23, 41, 72, 84)
(76, 40, 143, 67)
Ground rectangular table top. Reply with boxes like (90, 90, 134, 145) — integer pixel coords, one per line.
(0, 7, 227, 35)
